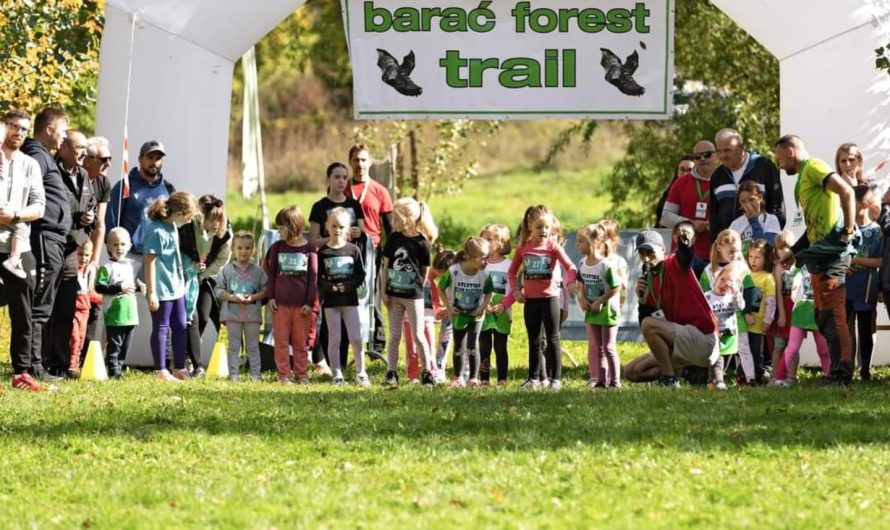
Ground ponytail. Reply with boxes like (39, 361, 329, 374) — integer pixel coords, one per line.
(415, 201, 438, 243)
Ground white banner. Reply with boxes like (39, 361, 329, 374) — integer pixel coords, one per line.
(341, 0, 674, 120)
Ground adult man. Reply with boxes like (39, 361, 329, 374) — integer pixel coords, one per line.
(21, 107, 71, 381)
(775, 134, 858, 385)
(48, 130, 95, 376)
(84, 136, 112, 264)
(634, 226, 718, 387)
(105, 140, 175, 260)
(710, 128, 785, 236)
(661, 140, 718, 274)
(345, 144, 393, 349)
(0, 111, 48, 391)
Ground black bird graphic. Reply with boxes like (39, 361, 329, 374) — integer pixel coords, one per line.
(600, 48, 645, 97)
(376, 49, 422, 97)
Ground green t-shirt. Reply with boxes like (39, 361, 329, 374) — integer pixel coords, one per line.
(481, 259, 512, 335)
(700, 263, 755, 333)
(795, 158, 842, 244)
(97, 259, 140, 327)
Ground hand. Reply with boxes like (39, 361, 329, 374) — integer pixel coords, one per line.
(578, 297, 589, 311)
(450, 306, 460, 317)
(692, 220, 709, 233)
(744, 314, 755, 327)
(301, 305, 312, 315)
(560, 309, 568, 324)
(0, 206, 14, 224)
(80, 210, 95, 226)
(590, 301, 603, 313)
(472, 306, 485, 318)
(435, 308, 450, 320)
(198, 261, 207, 273)
(121, 282, 135, 294)
(635, 278, 647, 299)
(489, 303, 504, 315)
(778, 314, 786, 328)
(269, 298, 278, 312)
(136, 280, 146, 293)
(349, 226, 362, 239)
(513, 289, 526, 303)
(677, 224, 694, 244)
(147, 293, 159, 312)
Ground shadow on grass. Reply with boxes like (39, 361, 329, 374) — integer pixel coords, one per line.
(5, 365, 890, 452)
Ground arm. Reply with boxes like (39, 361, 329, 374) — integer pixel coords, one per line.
(144, 253, 159, 311)
(303, 250, 318, 310)
(204, 237, 231, 278)
(91, 201, 107, 266)
(766, 161, 786, 228)
(310, 221, 327, 249)
(18, 161, 46, 221)
(675, 224, 695, 270)
(105, 181, 121, 230)
(851, 256, 882, 268)
(823, 173, 856, 237)
(214, 267, 233, 302)
(660, 201, 688, 228)
(379, 256, 390, 305)
(773, 266, 786, 327)
(381, 212, 393, 240)
(763, 295, 777, 328)
(265, 244, 278, 303)
(94, 265, 124, 295)
(553, 243, 577, 285)
(338, 248, 367, 292)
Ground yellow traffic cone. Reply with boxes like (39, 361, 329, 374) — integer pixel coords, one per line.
(206, 340, 229, 378)
(81, 340, 108, 381)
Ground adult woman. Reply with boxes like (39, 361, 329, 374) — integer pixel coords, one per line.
(835, 143, 864, 187)
(309, 163, 367, 372)
(179, 194, 233, 375)
(655, 155, 695, 228)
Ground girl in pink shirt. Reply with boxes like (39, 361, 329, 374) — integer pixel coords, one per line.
(508, 205, 577, 390)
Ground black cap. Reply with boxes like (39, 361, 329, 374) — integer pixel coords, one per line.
(139, 140, 166, 157)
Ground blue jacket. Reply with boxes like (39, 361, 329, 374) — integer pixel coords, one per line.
(105, 168, 175, 253)
(709, 152, 785, 236)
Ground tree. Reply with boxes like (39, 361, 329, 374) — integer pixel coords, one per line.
(0, 0, 104, 130)
(542, 0, 779, 226)
(877, 41, 890, 77)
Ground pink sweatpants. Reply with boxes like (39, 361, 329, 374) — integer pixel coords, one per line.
(586, 324, 619, 384)
(775, 326, 830, 380)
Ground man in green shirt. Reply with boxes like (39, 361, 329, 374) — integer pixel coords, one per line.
(774, 134, 858, 385)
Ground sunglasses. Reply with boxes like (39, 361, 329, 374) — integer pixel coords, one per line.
(678, 166, 694, 174)
(693, 151, 714, 161)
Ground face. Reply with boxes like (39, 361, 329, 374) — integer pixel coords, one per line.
(4, 117, 30, 151)
(716, 135, 744, 170)
(107, 233, 130, 260)
(773, 145, 799, 175)
(719, 240, 740, 262)
(202, 217, 222, 235)
(838, 151, 861, 177)
(714, 271, 736, 294)
(60, 132, 88, 168)
(233, 238, 254, 263)
(349, 149, 371, 180)
(139, 151, 164, 177)
(277, 225, 289, 240)
(170, 211, 194, 225)
(747, 248, 765, 271)
(692, 141, 716, 174)
(78, 246, 92, 265)
(84, 145, 112, 179)
(738, 190, 762, 217)
(47, 117, 69, 150)
(328, 167, 349, 193)
(575, 233, 590, 256)
(638, 247, 665, 267)
(530, 215, 552, 243)
(326, 215, 349, 243)
(677, 160, 694, 176)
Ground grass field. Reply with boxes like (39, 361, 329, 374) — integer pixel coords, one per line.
(2, 304, 890, 529)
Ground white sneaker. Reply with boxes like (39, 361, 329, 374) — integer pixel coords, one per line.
(154, 369, 179, 382)
(356, 373, 371, 388)
(2, 256, 26, 279)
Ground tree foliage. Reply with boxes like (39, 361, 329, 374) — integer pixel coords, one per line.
(543, 0, 780, 227)
(877, 41, 890, 77)
(0, 0, 104, 129)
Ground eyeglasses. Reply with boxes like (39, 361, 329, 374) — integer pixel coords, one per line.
(88, 155, 112, 164)
(678, 166, 694, 174)
(4, 123, 28, 134)
(693, 151, 714, 161)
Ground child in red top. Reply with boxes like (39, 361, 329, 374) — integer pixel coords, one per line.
(266, 205, 318, 384)
(508, 204, 577, 390)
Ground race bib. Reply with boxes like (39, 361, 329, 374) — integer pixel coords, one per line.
(524, 255, 552, 280)
(278, 252, 308, 275)
(324, 256, 354, 281)
(695, 201, 708, 219)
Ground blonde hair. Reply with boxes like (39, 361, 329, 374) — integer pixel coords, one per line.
(147, 191, 198, 222)
(587, 223, 612, 257)
(232, 229, 255, 248)
(325, 206, 351, 227)
(715, 260, 742, 286)
(599, 219, 621, 247)
(835, 142, 864, 184)
(773, 229, 795, 251)
(710, 228, 743, 271)
(275, 205, 306, 240)
(454, 236, 490, 265)
(517, 204, 554, 246)
(78, 239, 94, 254)
(106, 226, 130, 245)
(480, 224, 511, 256)
(198, 194, 227, 236)
(393, 197, 438, 242)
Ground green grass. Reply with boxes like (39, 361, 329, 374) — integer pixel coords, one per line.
(224, 166, 620, 248)
(2, 308, 890, 529)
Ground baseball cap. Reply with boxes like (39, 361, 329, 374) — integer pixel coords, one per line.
(636, 230, 665, 252)
(139, 140, 166, 157)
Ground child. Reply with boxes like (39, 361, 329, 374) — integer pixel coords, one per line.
(67, 240, 96, 378)
(769, 230, 796, 385)
(480, 224, 512, 386)
(773, 263, 830, 385)
(144, 192, 199, 381)
(729, 180, 781, 251)
(508, 204, 577, 390)
(576, 223, 622, 388)
(700, 229, 755, 384)
(743, 239, 776, 384)
(438, 236, 492, 387)
(380, 197, 439, 386)
(266, 205, 318, 384)
(600, 219, 629, 307)
(317, 207, 368, 386)
(216, 231, 267, 381)
(704, 262, 745, 390)
(405, 246, 455, 384)
(95, 228, 144, 379)
(846, 185, 883, 381)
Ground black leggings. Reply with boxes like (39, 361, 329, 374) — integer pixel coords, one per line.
(847, 301, 875, 376)
(479, 329, 509, 382)
(185, 279, 221, 369)
(524, 297, 562, 381)
(452, 321, 481, 380)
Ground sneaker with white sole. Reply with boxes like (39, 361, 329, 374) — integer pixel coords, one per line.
(356, 373, 371, 387)
(549, 379, 562, 390)
(12, 373, 47, 391)
(332, 375, 345, 385)
(2, 256, 27, 279)
(383, 370, 399, 387)
(155, 369, 179, 382)
(520, 378, 540, 390)
(172, 368, 191, 381)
